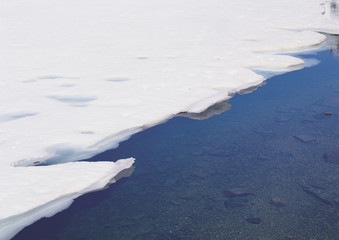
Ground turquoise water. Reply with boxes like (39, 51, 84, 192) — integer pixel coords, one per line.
(13, 50, 339, 240)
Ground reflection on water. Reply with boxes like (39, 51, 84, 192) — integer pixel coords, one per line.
(329, 34, 339, 56)
(12, 50, 339, 240)
(237, 81, 267, 95)
(112, 165, 135, 182)
(177, 100, 231, 120)
(331, 0, 339, 16)
(322, 33, 339, 56)
(177, 82, 267, 120)
(325, 0, 339, 23)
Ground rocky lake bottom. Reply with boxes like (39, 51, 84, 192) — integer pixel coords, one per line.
(13, 50, 339, 240)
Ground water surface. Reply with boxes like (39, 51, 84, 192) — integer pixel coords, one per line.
(13, 50, 339, 240)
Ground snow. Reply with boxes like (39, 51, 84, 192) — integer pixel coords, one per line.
(0, 158, 135, 240)
(0, 0, 338, 239)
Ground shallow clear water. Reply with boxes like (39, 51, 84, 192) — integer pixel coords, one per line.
(13, 50, 339, 240)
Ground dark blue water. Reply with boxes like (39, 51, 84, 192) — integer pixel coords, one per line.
(13, 50, 339, 240)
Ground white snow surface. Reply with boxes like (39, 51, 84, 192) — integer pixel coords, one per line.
(0, 158, 135, 240)
(0, 0, 338, 239)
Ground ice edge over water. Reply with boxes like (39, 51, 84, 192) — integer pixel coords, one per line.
(0, 158, 135, 240)
(1, 0, 339, 239)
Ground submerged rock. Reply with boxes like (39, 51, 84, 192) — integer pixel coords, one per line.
(223, 188, 255, 197)
(314, 112, 332, 120)
(224, 196, 249, 209)
(245, 217, 262, 224)
(301, 185, 339, 207)
(322, 152, 339, 164)
(169, 200, 180, 206)
(293, 134, 317, 143)
(271, 197, 288, 207)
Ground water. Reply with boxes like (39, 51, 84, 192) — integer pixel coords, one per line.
(13, 50, 339, 240)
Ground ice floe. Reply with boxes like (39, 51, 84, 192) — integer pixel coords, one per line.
(0, 0, 339, 239)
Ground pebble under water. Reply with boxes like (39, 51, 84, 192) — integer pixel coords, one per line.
(13, 50, 339, 240)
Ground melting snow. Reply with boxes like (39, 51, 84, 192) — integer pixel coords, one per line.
(0, 0, 338, 239)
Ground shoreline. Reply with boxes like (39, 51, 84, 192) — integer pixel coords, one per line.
(12, 48, 339, 240)
(1, 1, 339, 239)
(1, 32, 338, 240)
